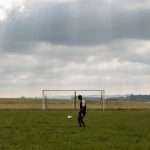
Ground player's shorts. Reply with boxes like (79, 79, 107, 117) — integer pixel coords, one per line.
(79, 111, 86, 118)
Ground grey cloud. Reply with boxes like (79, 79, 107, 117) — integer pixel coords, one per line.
(1, 0, 150, 53)
(111, 10, 150, 40)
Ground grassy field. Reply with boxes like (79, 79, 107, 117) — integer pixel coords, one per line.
(0, 109, 150, 150)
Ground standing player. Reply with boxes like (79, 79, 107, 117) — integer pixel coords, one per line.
(78, 95, 86, 128)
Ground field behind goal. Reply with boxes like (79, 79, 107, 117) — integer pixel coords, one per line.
(0, 98, 150, 110)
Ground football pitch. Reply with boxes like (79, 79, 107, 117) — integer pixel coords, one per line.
(0, 110, 150, 150)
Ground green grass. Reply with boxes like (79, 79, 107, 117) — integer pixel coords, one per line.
(0, 110, 150, 150)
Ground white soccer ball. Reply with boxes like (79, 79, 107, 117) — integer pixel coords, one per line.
(67, 115, 72, 120)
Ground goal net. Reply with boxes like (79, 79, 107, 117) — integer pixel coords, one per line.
(42, 90, 105, 110)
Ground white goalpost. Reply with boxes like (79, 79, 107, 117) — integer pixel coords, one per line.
(42, 90, 105, 110)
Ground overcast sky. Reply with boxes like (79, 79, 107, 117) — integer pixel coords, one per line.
(0, 0, 150, 97)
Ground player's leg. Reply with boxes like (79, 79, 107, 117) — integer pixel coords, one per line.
(81, 119, 85, 128)
(81, 112, 86, 128)
(78, 112, 82, 127)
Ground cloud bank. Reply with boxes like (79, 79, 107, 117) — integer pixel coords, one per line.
(0, 0, 150, 97)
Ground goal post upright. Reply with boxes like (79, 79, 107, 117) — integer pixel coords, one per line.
(42, 90, 45, 110)
(42, 89, 105, 110)
(74, 90, 77, 109)
(101, 90, 105, 111)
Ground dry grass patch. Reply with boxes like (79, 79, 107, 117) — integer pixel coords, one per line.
(0, 98, 150, 109)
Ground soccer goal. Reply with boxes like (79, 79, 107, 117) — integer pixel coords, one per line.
(42, 90, 105, 110)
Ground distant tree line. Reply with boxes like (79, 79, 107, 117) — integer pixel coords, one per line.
(128, 94, 150, 102)
(106, 94, 150, 102)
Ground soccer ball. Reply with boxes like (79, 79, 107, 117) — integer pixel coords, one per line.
(67, 115, 72, 120)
